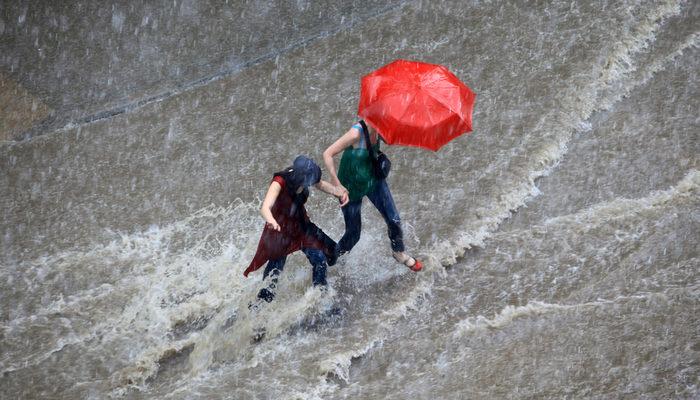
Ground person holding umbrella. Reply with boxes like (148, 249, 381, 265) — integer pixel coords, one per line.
(244, 155, 349, 304)
(323, 60, 476, 272)
(323, 120, 423, 271)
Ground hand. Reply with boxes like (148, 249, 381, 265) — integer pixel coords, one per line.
(335, 185, 349, 207)
(338, 190, 349, 207)
(266, 220, 281, 231)
(334, 184, 348, 197)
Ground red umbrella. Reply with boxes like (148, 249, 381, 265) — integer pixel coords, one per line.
(358, 59, 476, 151)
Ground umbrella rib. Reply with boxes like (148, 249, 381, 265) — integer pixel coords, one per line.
(394, 91, 418, 138)
(422, 89, 470, 124)
(366, 91, 418, 144)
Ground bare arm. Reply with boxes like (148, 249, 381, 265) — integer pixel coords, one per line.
(314, 179, 350, 207)
(260, 181, 282, 231)
(323, 128, 361, 187)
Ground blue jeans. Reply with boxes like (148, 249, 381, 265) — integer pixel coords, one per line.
(257, 248, 327, 302)
(338, 179, 405, 255)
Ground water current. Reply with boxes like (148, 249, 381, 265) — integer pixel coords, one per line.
(1, 0, 698, 398)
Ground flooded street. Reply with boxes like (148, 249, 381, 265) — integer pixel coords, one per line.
(1, 0, 698, 398)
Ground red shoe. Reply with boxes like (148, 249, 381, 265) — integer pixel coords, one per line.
(393, 253, 423, 272)
(408, 258, 423, 272)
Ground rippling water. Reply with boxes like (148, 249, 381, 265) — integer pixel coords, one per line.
(1, 0, 698, 398)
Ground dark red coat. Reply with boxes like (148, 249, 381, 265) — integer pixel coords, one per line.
(244, 175, 336, 277)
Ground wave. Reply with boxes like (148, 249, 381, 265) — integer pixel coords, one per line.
(427, 0, 690, 269)
(451, 293, 656, 337)
(0, 201, 262, 375)
(540, 169, 699, 228)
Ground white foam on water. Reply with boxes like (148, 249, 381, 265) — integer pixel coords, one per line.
(185, 284, 339, 376)
(542, 169, 699, 228)
(448, 169, 698, 338)
(428, 0, 689, 269)
(317, 337, 384, 383)
(315, 276, 434, 384)
(451, 293, 663, 338)
(1, 200, 266, 378)
(597, 30, 700, 110)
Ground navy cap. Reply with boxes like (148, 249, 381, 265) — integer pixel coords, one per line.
(291, 155, 321, 188)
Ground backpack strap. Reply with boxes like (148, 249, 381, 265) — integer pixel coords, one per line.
(354, 123, 366, 148)
(359, 120, 376, 160)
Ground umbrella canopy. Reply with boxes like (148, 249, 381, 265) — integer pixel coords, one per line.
(358, 59, 476, 151)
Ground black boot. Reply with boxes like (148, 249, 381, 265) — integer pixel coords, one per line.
(257, 287, 275, 303)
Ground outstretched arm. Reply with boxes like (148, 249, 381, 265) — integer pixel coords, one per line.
(260, 181, 282, 231)
(322, 128, 361, 188)
(314, 179, 350, 207)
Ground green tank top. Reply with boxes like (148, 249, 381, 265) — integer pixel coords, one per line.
(337, 135, 380, 202)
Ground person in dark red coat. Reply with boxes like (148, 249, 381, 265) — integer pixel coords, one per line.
(246, 155, 349, 303)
